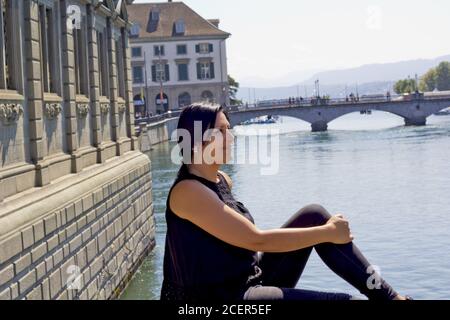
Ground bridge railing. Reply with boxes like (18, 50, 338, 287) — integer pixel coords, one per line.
(134, 92, 450, 128)
(134, 110, 183, 126)
(235, 92, 450, 112)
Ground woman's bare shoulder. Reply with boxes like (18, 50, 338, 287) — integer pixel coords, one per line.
(169, 179, 220, 219)
(170, 179, 215, 204)
(218, 170, 232, 190)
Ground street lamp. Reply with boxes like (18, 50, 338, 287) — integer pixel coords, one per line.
(158, 47, 164, 113)
(143, 52, 149, 118)
(315, 79, 320, 98)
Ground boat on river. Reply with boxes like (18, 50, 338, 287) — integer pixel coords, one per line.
(241, 115, 278, 125)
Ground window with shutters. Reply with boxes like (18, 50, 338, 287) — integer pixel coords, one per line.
(38, 4, 57, 93)
(156, 63, 165, 82)
(152, 63, 169, 82)
(0, 0, 16, 90)
(154, 45, 164, 56)
(197, 62, 215, 80)
(196, 43, 213, 54)
(132, 66, 143, 84)
(97, 29, 109, 97)
(178, 64, 188, 81)
(177, 44, 187, 55)
(131, 47, 142, 57)
(200, 63, 210, 79)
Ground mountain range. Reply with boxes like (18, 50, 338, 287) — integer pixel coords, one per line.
(237, 54, 450, 101)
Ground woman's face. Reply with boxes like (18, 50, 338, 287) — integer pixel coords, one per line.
(197, 111, 234, 165)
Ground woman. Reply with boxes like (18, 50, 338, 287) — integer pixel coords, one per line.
(160, 103, 411, 301)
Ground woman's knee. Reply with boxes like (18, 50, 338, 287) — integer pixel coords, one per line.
(283, 204, 332, 228)
(303, 204, 332, 220)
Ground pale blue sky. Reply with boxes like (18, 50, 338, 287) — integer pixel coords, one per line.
(134, 0, 450, 86)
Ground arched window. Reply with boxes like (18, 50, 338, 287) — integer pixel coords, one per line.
(178, 92, 191, 108)
(201, 90, 214, 103)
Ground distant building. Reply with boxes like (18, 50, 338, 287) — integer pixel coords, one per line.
(128, 1, 231, 116)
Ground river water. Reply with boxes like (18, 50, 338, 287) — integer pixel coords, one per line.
(120, 112, 450, 300)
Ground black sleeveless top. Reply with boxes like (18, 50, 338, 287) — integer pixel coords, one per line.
(160, 165, 263, 301)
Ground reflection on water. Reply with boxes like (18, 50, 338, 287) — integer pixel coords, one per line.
(120, 113, 450, 300)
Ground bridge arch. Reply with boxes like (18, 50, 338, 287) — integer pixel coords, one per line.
(324, 106, 414, 124)
(228, 99, 450, 132)
(327, 110, 404, 130)
(228, 110, 316, 128)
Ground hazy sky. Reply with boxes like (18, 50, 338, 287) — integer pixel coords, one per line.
(134, 0, 450, 86)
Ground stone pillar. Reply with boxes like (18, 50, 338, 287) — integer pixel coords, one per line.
(106, 18, 122, 156)
(60, 0, 80, 172)
(86, 4, 104, 163)
(24, 0, 48, 187)
(405, 105, 427, 126)
(311, 120, 328, 132)
(404, 116, 426, 126)
(122, 29, 138, 151)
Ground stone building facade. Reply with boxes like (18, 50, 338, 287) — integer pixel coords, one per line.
(0, 0, 154, 300)
(128, 1, 231, 116)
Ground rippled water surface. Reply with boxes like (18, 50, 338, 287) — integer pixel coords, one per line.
(120, 113, 450, 300)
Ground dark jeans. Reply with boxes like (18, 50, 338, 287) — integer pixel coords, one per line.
(243, 204, 399, 300)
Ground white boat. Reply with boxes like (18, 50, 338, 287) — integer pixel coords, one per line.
(241, 115, 277, 125)
(435, 109, 450, 116)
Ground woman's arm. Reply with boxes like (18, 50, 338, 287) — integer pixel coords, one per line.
(170, 180, 353, 253)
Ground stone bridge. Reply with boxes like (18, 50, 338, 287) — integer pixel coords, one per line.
(228, 98, 450, 132)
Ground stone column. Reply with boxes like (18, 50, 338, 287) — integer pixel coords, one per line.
(86, 4, 104, 163)
(60, 0, 80, 172)
(106, 18, 122, 156)
(404, 117, 426, 126)
(311, 120, 328, 132)
(24, 0, 49, 186)
(404, 104, 427, 126)
(122, 29, 138, 151)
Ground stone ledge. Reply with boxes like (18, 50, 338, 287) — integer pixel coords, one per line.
(0, 151, 150, 243)
(0, 90, 25, 101)
(0, 169, 153, 299)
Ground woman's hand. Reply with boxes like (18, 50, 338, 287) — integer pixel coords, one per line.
(324, 214, 354, 244)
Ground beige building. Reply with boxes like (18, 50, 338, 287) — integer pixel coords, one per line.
(128, 1, 231, 116)
(0, 0, 155, 300)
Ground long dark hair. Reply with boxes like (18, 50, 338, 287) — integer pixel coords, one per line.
(176, 103, 229, 175)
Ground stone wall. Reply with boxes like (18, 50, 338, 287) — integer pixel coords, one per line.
(0, 0, 155, 300)
(0, 151, 154, 300)
(138, 117, 179, 152)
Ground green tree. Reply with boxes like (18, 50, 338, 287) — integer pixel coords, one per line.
(418, 61, 450, 92)
(419, 68, 437, 92)
(435, 61, 450, 91)
(394, 78, 417, 94)
(228, 75, 242, 105)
